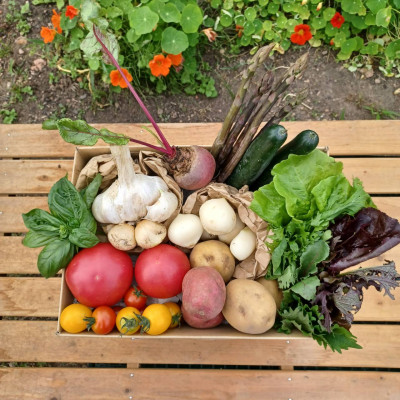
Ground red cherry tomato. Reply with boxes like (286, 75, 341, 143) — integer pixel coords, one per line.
(135, 244, 190, 298)
(86, 306, 116, 335)
(123, 286, 147, 310)
(66, 242, 133, 308)
(112, 305, 123, 315)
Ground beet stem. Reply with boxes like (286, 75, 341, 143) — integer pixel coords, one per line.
(93, 27, 174, 157)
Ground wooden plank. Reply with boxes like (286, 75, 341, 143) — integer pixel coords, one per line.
(1, 368, 399, 400)
(0, 321, 399, 367)
(0, 237, 40, 274)
(0, 160, 72, 194)
(0, 278, 60, 317)
(0, 196, 48, 233)
(1, 121, 400, 158)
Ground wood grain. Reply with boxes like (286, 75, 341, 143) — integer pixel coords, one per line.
(1, 120, 400, 158)
(0, 321, 399, 367)
(0, 160, 72, 194)
(1, 368, 399, 400)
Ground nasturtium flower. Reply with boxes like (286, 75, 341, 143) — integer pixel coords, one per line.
(331, 12, 345, 28)
(40, 27, 56, 43)
(51, 9, 62, 34)
(235, 25, 244, 38)
(316, 2, 322, 11)
(149, 54, 172, 77)
(202, 28, 217, 42)
(290, 24, 312, 46)
(330, 39, 334, 46)
(65, 5, 79, 20)
(109, 68, 133, 88)
(166, 53, 183, 67)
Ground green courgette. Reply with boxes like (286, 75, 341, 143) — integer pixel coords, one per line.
(251, 129, 319, 190)
(225, 124, 287, 189)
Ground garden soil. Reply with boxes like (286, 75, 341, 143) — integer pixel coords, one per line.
(1, 0, 399, 126)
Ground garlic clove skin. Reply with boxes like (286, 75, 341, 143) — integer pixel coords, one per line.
(145, 190, 178, 223)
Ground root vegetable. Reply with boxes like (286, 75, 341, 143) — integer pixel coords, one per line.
(218, 214, 246, 244)
(230, 227, 257, 261)
(256, 277, 283, 310)
(190, 240, 235, 283)
(145, 190, 178, 223)
(168, 214, 203, 248)
(135, 220, 167, 249)
(201, 229, 217, 241)
(222, 279, 276, 334)
(182, 305, 224, 329)
(107, 223, 136, 251)
(182, 266, 226, 320)
(199, 198, 236, 235)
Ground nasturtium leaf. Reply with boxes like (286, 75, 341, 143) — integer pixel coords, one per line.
(263, 20, 273, 31)
(393, 0, 400, 7)
(286, 19, 298, 31)
(56, 0, 65, 8)
(241, 34, 251, 46)
(366, 0, 387, 13)
(364, 12, 377, 25)
(341, 0, 366, 15)
(60, 14, 77, 30)
(385, 39, 400, 59)
(311, 17, 326, 30)
(235, 14, 246, 25)
(106, 6, 123, 18)
(243, 21, 255, 35)
(220, 14, 233, 27)
(109, 18, 122, 31)
(298, 6, 311, 19)
(350, 14, 367, 29)
(223, 0, 233, 10)
(129, 6, 159, 35)
(333, 31, 347, 46)
(258, 0, 268, 6)
(187, 32, 199, 47)
(276, 15, 288, 29)
(88, 59, 100, 70)
(340, 37, 358, 54)
(160, 3, 181, 23)
(360, 41, 380, 55)
(161, 27, 189, 54)
(354, 36, 364, 51)
(376, 7, 392, 27)
(180, 4, 203, 33)
(309, 37, 322, 47)
(323, 7, 336, 21)
(211, 0, 221, 8)
(267, 2, 279, 14)
(204, 17, 215, 28)
(253, 19, 263, 32)
(264, 30, 275, 40)
(282, 2, 294, 12)
(244, 7, 257, 21)
(99, 0, 113, 6)
(118, 0, 134, 14)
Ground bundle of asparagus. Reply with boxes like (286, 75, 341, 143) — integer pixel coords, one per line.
(211, 45, 309, 183)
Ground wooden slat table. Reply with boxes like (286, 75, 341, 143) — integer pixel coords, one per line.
(1, 121, 400, 399)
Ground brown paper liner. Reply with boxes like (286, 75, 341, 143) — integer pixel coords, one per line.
(182, 183, 271, 279)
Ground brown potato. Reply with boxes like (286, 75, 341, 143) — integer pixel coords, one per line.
(190, 240, 235, 283)
(222, 279, 276, 334)
(256, 277, 283, 310)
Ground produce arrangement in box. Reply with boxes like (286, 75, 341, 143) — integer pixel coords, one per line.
(22, 29, 400, 353)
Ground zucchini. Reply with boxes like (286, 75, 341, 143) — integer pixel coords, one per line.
(225, 124, 287, 189)
(251, 129, 319, 190)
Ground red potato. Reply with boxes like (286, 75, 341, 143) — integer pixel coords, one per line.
(182, 266, 226, 320)
(182, 304, 224, 329)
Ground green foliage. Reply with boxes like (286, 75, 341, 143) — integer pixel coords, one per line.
(6, 0, 32, 35)
(0, 109, 18, 124)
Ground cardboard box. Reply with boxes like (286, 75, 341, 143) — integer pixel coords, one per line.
(57, 145, 328, 339)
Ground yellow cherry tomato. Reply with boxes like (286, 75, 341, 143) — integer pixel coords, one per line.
(60, 303, 92, 334)
(164, 302, 182, 328)
(141, 304, 172, 335)
(116, 307, 141, 335)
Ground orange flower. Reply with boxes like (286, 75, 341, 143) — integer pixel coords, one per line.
(235, 25, 244, 38)
(109, 68, 133, 89)
(166, 53, 183, 67)
(330, 39, 334, 46)
(149, 54, 172, 77)
(202, 28, 217, 42)
(331, 12, 345, 29)
(51, 9, 62, 34)
(290, 24, 312, 45)
(40, 27, 56, 43)
(65, 5, 79, 20)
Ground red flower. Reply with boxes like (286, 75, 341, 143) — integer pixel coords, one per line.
(65, 5, 79, 20)
(149, 54, 172, 77)
(331, 12, 345, 29)
(235, 25, 244, 38)
(166, 53, 183, 67)
(290, 24, 312, 45)
(40, 27, 56, 43)
(51, 9, 62, 34)
(110, 68, 133, 89)
(330, 39, 334, 46)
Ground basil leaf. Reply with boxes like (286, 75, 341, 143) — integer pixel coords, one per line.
(56, 118, 130, 146)
(48, 176, 88, 223)
(37, 239, 75, 278)
(80, 210, 98, 233)
(22, 230, 59, 248)
(69, 227, 99, 248)
(80, 173, 102, 209)
(22, 209, 62, 233)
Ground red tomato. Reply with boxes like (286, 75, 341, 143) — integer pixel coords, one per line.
(135, 244, 190, 298)
(66, 242, 133, 308)
(124, 286, 147, 310)
(87, 306, 116, 335)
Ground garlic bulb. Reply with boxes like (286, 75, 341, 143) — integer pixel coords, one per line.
(92, 145, 178, 224)
(145, 190, 178, 223)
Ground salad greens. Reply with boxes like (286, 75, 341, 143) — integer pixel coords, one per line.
(251, 149, 400, 352)
(22, 174, 102, 278)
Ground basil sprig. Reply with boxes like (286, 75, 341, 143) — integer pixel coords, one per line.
(22, 174, 102, 278)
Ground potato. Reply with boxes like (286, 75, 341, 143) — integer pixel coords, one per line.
(182, 266, 226, 320)
(135, 220, 166, 249)
(222, 279, 276, 334)
(182, 304, 224, 329)
(190, 240, 236, 283)
(256, 277, 283, 310)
